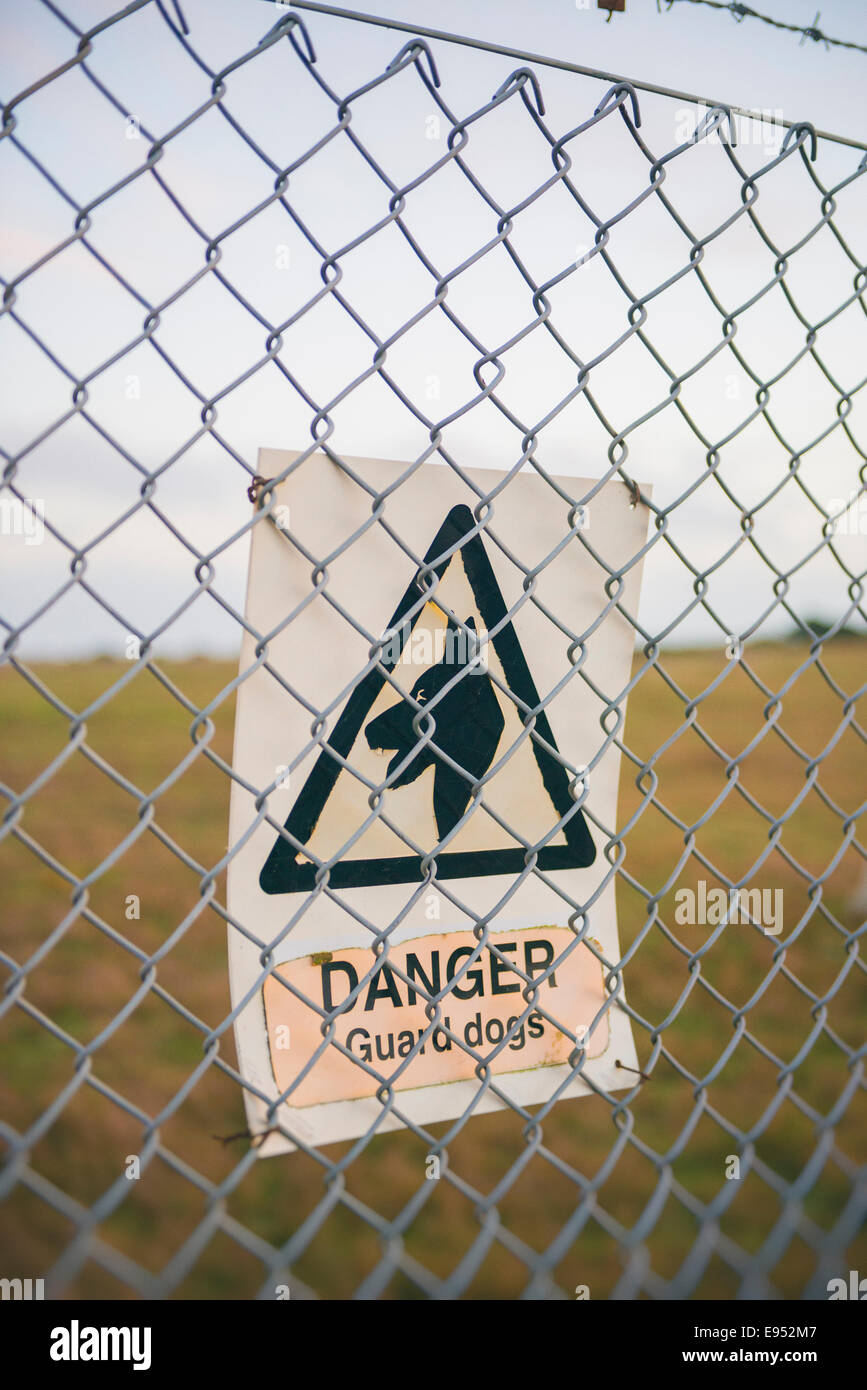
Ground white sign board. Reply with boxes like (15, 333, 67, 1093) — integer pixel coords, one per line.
(227, 451, 649, 1153)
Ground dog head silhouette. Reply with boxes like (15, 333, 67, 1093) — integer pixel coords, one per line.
(364, 616, 504, 840)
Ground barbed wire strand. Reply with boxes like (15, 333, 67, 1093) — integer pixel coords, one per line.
(660, 0, 867, 58)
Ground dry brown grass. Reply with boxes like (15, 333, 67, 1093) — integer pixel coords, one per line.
(1, 638, 865, 1298)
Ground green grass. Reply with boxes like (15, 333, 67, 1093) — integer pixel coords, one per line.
(0, 640, 865, 1299)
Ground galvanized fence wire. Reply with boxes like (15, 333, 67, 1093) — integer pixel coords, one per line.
(1, 0, 866, 1300)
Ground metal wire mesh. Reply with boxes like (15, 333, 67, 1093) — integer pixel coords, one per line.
(1, 0, 866, 1301)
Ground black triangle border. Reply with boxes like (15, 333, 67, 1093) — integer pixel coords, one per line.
(260, 503, 596, 892)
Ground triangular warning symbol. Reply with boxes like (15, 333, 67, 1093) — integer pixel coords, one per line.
(260, 504, 596, 892)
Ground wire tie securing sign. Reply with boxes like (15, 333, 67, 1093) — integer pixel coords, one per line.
(247, 474, 269, 505)
(215, 1127, 279, 1148)
(615, 1059, 651, 1082)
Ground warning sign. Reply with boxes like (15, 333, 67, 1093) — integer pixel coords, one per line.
(227, 451, 649, 1153)
(259, 501, 595, 893)
(265, 928, 608, 1107)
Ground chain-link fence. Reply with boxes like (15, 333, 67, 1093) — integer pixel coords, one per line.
(1, 0, 865, 1300)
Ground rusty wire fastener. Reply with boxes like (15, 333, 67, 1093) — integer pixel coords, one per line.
(246, 474, 268, 504)
(624, 478, 642, 509)
(615, 1059, 651, 1082)
(215, 1126, 279, 1149)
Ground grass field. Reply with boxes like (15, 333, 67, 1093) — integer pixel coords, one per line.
(1, 638, 865, 1299)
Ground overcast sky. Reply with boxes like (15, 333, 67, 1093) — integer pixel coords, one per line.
(2, 0, 866, 658)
